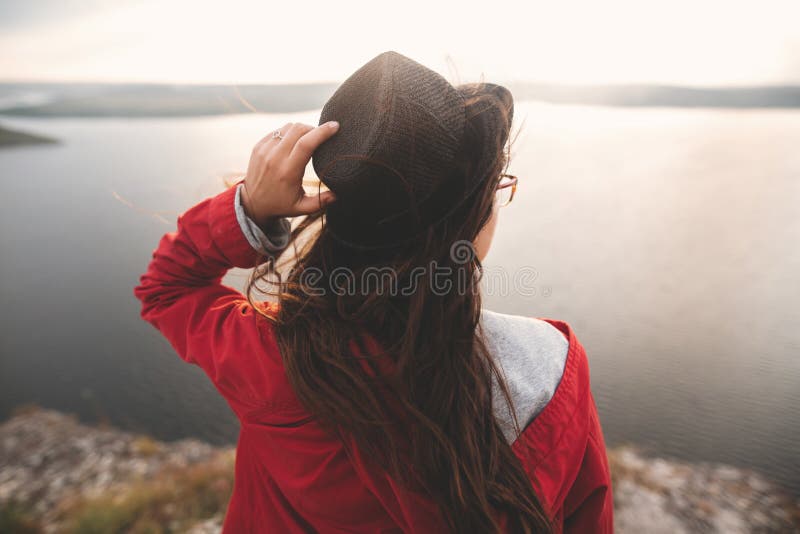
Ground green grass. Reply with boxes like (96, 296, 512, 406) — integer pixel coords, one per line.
(62, 450, 234, 534)
(0, 502, 43, 534)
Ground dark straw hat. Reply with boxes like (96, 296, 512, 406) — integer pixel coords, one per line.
(312, 50, 514, 250)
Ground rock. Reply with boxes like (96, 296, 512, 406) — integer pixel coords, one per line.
(609, 445, 800, 533)
(186, 516, 224, 534)
(0, 408, 217, 528)
(1, 409, 798, 533)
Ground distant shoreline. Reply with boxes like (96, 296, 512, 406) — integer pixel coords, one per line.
(0, 123, 57, 147)
(0, 81, 798, 118)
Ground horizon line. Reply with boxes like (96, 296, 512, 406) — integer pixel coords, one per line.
(1, 79, 800, 91)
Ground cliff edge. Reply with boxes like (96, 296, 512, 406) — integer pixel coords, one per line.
(1, 409, 797, 533)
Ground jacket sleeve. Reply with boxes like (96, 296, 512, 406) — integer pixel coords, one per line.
(562, 389, 614, 533)
(133, 179, 290, 414)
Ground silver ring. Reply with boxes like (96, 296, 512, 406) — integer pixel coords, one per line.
(271, 129, 284, 140)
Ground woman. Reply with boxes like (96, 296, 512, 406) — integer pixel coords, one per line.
(134, 51, 613, 533)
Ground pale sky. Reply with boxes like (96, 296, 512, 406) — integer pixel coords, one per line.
(1, 0, 799, 86)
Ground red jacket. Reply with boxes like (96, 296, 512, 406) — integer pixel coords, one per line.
(134, 179, 614, 533)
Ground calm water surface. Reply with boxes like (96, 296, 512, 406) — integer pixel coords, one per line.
(1, 103, 798, 494)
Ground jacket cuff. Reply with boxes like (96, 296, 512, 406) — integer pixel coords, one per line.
(207, 179, 278, 269)
(234, 182, 291, 254)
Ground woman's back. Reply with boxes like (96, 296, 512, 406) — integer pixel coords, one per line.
(145, 295, 607, 533)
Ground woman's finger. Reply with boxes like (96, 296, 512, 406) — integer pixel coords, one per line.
(256, 121, 293, 149)
(275, 123, 314, 157)
(293, 190, 337, 215)
(289, 121, 340, 165)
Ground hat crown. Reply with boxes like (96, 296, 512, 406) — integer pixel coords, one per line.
(312, 50, 510, 249)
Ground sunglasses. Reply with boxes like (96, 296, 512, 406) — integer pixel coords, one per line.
(496, 173, 518, 207)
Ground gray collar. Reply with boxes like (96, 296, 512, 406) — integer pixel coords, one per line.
(479, 309, 569, 444)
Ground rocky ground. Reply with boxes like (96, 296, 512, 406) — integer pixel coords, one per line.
(1, 408, 797, 533)
(609, 447, 798, 533)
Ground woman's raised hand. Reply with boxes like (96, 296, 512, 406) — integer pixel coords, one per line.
(240, 121, 339, 226)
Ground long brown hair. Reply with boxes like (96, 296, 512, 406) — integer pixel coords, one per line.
(246, 88, 552, 533)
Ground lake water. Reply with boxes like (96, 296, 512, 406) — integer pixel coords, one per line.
(1, 102, 798, 495)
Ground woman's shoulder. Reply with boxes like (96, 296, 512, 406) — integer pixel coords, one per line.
(479, 308, 571, 443)
(479, 309, 570, 378)
(480, 308, 569, 349)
